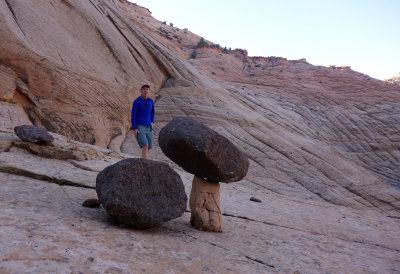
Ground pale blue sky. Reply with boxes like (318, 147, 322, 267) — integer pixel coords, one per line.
(131, 0, 399, 80)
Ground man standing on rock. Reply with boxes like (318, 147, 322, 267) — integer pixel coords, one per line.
(131, 84, 155, 159)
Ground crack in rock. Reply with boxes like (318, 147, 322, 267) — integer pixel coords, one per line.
(222, 213, 400, 253)
(245, 256, 275, 268)
(0, 168, 95, 189)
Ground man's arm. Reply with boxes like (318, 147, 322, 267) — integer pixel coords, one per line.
(151, 100, 155, 124)
(131, 100, 138, 130)
(131, 100, 140, 137)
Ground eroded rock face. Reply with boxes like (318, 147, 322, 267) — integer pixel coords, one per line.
(96, 158, 187, 228)
(0, 65, 16, 102)
(158, 116, 249, 183)
(14, 125, 54, 144)
(0, 101, 32, 130)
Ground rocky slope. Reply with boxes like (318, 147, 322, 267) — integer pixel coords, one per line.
(386, 73, 400, 85)
(0, 0, 399, 272)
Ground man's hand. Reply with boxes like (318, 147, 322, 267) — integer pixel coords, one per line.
(134, 129, 139, 138)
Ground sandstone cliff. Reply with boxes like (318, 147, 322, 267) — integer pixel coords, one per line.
(0, 0, 399, 272)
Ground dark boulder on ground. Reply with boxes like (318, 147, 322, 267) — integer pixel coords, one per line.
(96, 158, 187, 228)
(14, 125, 54, 144)
(158, 116, 249, 183)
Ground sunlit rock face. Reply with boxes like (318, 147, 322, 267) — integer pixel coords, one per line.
(0, 0, 399, 272)
(386, 73, 400, 85)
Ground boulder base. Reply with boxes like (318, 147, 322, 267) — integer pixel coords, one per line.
(96, 158, 187, 228)
(189, 176, 221, 232)
(158, 116, 249, 182)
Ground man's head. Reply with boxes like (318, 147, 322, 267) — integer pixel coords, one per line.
(140, 84, 150, 99)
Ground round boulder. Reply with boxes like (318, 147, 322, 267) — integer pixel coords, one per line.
(14, 125, 54, 144)
(96, 158, 187, 228)
(158, 116, 249, 183)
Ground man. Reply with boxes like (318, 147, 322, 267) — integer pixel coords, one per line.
(131, 84, 155, 159)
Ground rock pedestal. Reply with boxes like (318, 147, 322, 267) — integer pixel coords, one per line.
(189, 176, 221, 232)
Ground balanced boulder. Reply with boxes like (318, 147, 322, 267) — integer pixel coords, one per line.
(159, 116, 249, 232)
(96, 158, 187, 229)
(158, 116, 249, 183)
(14, 125, 54, 144)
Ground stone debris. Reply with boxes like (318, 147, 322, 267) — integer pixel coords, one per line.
(14, 125, 54, 144)
(250, 197, 262, 203)
(82, 198, 101, 208)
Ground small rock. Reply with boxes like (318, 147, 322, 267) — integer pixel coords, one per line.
(158, 116, 249, 183)
(82, 198, 100, 208)
(250, 197, 262, 203)
(14, 125, 54, 144)
(96, 158, 187, 229)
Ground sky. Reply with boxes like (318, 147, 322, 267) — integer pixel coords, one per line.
(130, 0, 399, 80)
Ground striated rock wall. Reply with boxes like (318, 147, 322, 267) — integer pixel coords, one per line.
(0, 0, 169, 147)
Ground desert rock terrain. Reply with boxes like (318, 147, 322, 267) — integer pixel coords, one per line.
(386, 73, 400, 85)
(0, 0, 399, 272)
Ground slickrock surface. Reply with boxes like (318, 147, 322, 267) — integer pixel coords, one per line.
(1, 128, 400, 272)
(0, 0, 399, 272)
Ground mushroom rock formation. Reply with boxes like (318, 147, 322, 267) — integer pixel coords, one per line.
(96, 158, 187, 228)
(14, 125, 54, 144)
(159, 116, 249, 231)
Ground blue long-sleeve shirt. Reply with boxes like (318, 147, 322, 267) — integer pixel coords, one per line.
(131, 96, 155, 129)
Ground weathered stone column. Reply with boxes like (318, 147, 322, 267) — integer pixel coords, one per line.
(189, 176, 221, 232)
